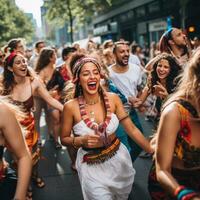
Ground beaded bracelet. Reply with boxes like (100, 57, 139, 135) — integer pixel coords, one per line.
(176, 187, 198, 200)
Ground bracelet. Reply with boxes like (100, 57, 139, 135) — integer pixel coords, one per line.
(182, 192, 199, 200)
(119, 115, 129, 122)
(177, 188, 197, 200)
(72, 137, 78, 149)
(174, 186, 186, 196)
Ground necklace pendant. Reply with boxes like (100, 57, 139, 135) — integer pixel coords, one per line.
(90, 111, 95, 122)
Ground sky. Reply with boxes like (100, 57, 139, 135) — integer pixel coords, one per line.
(15, 0, 44, 27)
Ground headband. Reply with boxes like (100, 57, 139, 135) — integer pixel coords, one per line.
(163, 28, 173, 40)
(114, 41, 129, 46)
(72, 57, 101, 83)
(7, 52, 17, 65)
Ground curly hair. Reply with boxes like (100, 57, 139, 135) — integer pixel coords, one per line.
(150, 53, 181, 94)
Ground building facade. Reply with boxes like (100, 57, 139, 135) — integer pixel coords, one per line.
(93, 0, 200, 46)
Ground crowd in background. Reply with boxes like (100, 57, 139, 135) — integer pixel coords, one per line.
(0, 28, 200, 200)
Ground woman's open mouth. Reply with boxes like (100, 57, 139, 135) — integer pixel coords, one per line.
(87, 81, 97, 90)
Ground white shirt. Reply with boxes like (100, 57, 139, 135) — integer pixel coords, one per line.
(129, 54, 141, 66)
(109, 63, 143, 98)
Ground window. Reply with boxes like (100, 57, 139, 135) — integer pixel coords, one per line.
(148, 1, 160, 14)
(135, 6, 145, 18)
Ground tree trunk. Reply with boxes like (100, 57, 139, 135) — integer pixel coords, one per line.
(67, 0, 73, 43)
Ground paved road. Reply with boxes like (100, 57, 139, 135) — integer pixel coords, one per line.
(33, 113, 155, 200)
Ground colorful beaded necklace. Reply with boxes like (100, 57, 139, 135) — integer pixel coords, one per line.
(78, 89, 112, 146)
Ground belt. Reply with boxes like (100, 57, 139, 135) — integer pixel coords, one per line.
(82, 137, 120, 165)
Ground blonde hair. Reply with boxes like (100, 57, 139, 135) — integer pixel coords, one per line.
(61, 81, 75, 103)
(163, 48, 200, 112)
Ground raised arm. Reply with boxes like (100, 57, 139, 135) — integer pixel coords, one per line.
(34, 78, 63, 112)
(0, 104, 32, 200)
(137, 86, 150, 104)
(113, 94, 153, 153)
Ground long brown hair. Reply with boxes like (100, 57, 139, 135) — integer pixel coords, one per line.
(1, 53, 32, 95)
(35, 47, 54, 72)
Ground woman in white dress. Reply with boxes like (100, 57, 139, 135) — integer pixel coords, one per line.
(61, 53, 153, 200)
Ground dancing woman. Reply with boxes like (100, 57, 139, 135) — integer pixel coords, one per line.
(0, 100, 32, 200)
(148, 49, 200, 200)
(139, 53, 181, 120)
(61, 53, 153, 200)
(35, 47, 65, 148)
(1, 52, 63, 194)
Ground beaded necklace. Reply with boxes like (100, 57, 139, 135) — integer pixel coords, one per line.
(78, 90, 112, 146)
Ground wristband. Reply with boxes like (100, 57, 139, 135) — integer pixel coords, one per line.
(174, 186, 186, 196)
(177, 188, 196, 200)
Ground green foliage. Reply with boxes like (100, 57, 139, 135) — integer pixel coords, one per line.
(0, 0, 34, 46)
(44, 0, 113, 42)
(44, 0, 113, 29)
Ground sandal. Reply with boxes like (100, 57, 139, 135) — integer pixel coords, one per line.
(32, 176, 45, 188)
(55, 141, 62, 149)
(26, 186, 33, 200)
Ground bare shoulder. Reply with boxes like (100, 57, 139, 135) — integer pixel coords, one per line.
(106, 92, 120, 101)
(31, 76, 44, 90)
(0, 102, 9, 113)
(63, 98, 79, 113)
(161, 102, 180, 121)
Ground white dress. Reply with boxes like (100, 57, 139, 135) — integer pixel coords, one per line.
(73, 113, 135, 200)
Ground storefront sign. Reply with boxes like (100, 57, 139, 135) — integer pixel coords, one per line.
(93, 25, 109, 36)
(149, 21, 167, 32)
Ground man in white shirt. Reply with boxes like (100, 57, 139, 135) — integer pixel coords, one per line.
(29, 41, 45, 69)
(109, 41, 145, 161)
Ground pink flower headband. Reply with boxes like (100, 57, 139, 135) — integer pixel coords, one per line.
(72, 57, 101, 83)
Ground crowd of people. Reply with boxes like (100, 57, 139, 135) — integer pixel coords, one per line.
(0, 27, 200, 200)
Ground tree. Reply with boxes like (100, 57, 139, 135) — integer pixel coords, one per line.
(44, 0, 113, 43)
(0, 0, 34, 46)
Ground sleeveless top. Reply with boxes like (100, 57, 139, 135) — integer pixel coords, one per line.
(11, 80, 34, 113)
(10, 81, 38, 150)
(174, 99, 200, 168)
(73, 113, 119, 136)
